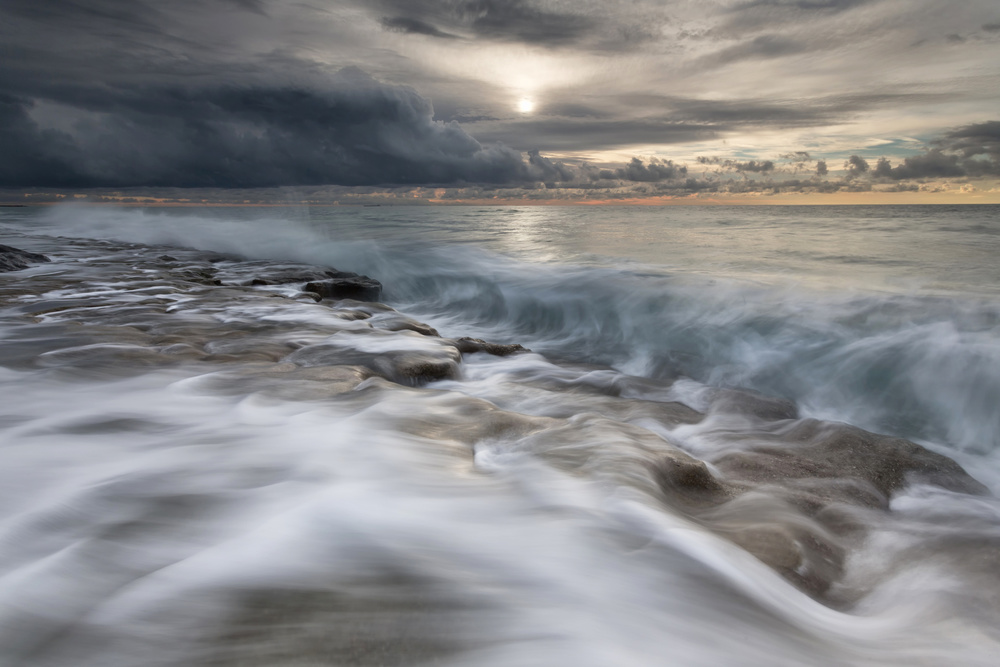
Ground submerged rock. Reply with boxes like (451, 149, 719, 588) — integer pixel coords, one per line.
(304, 275, 382, 302)
(0, 244, 51, 272)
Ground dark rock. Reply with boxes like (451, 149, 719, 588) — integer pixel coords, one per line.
(157, 255, 178, 262)
(454, 337, 528, 356)
(205, 253, 240, 263)
(245, 268, 346, 286)
(0, 244, 51, 272)
(304, 276, 382, 302)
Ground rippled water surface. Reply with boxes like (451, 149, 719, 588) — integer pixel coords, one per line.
(1, 204, 999, 666)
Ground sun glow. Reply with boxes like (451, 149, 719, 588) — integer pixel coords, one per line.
(517, 98, 535, 114)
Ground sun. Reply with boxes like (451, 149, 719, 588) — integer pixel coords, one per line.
(517, 98, 535, 114)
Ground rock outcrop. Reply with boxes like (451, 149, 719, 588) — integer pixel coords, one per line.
(0, 244, 51, 272)
(304, 274, 382, 302)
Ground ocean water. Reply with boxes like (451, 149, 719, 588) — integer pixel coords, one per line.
(1, 203, 999, 665)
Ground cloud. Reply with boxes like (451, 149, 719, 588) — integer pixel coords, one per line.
(0, 68, 534, 188)
(371, 0, 597, 46)
(937, 120, 1000, 161)
(697, 157, 776, 173)
(844, 155, 869, 177)
(363, 0, 664, 51)
(872, 151, 964, 179)
(731, 0, 874, 12)
(379, 16, 459, 39)
(863, 121, 1000, 180)
(598, 158, 687, 182)
(526, 150, 576, 182)
(699, 35, 808, 67)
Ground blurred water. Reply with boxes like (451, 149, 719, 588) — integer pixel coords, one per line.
(0, 203, 999, 666)
(17, 203, 1000, 452)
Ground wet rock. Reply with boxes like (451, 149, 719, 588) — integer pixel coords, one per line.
(0, 244, 51, 272)
(726, 523, 845, 598)
(298, 291, 323, 302)
(283, 337, 461, 387)
(709, 388, 798, 421)
(209, 585, 476, 667)
(652, 456, 734, 508)
(453, 337, 528, 356)
(304, 275, 382, 302)
(175, 267, 223, 286)
(371, 313, 438, 336)
(716, 419, 988, 498)
(157, 255, 178, 262)
(246, 267, 344, 286)
(389, 352, 460, 385)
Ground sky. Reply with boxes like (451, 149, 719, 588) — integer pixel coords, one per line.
(2, 0, 1000, 204)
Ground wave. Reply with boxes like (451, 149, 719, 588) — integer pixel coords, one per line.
(27, 204, 1000, 453)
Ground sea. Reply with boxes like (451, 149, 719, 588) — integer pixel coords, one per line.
(1, 203, 999, 666)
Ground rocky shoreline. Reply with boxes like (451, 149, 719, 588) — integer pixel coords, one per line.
(1, 237, 989, 607)
(1, 234, 997, 664)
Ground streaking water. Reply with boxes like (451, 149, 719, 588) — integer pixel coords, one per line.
(1, 204, 999, 666)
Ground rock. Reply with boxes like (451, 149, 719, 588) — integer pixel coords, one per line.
(174, 267, 223, 286)
(454, 337, 528, 356)
(246, 267, 345, 286)
(652, 455, 734, 508)
(0, 244, 51, 272)
(284, 335, 461, 387)
(388, 352, 460, 385)
(715, 419, 988, 498)
(157, 255, 178, 262)
(709, 388, 799, 421)
(304, 276, 382, 302)
(371, 313, 438, 336)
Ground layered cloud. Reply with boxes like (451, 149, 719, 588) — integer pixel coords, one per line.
(1, 0, 999, 198)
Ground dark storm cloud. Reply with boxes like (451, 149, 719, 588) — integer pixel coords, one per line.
(0, 68, 533, 188)
(526, 150, 575, 182)
(0, 94, 86, 187)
